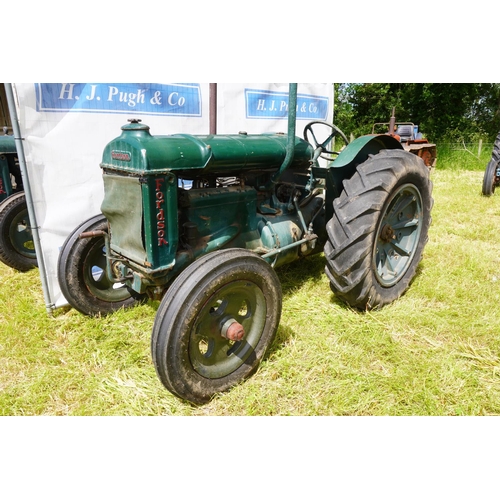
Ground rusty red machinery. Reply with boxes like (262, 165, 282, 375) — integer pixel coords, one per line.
(372, 107, 437, 168)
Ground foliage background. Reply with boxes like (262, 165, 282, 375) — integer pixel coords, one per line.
(334, 83, 500, 142)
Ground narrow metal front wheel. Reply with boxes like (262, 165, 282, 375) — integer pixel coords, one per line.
(151, 248, 282, 404)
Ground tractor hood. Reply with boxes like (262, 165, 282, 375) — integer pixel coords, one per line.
(100, 120, 314, 176)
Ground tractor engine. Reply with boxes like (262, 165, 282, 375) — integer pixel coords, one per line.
(99, 119, 325, 295)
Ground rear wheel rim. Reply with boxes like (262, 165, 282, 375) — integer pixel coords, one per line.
(373, 183, 423, 287)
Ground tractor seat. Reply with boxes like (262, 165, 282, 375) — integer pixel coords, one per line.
(395, 125, 414, 142)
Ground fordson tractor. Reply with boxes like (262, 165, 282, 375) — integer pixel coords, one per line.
(0, 132, 37, 272)
(58, 84, 433, 404)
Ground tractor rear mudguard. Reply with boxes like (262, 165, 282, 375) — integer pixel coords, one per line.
(314, 134, 404, 220)
(332, 134, 403, 170)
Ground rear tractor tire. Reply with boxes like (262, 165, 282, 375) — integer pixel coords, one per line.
(151, 248, 282, 404)
(482, 131, 500, 196)
(324, 149, 433, 310)
(57, 214, 146, 316)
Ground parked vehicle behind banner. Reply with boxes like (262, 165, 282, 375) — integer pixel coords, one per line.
(0, 133, 37, 272)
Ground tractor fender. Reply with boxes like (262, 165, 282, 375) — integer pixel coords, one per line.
(332, 134, 403, 170)
(321, 134, 405, 213)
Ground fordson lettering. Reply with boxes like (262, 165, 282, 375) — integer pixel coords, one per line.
(111, 151, 131, 161)
(0, 178, 5, 195)
(155, 177, 168, 246)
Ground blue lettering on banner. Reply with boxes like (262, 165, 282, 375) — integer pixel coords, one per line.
(35, 83, 202, 117)
(245, 88, 329, 120)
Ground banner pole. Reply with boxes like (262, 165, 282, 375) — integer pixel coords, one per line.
(4, 83, 55, 314)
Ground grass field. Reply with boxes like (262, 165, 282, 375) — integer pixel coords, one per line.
(1, 147, 499, 416)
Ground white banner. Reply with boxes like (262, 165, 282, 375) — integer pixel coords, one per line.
(13, 83, 333, 309)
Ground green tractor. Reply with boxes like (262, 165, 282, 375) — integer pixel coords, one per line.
(482, 130, 500, 196)
(58, 84, 433, 404)
(0, 132, 37, 272)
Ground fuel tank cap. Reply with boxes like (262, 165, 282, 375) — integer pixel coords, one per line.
(121, 119, 150, 131)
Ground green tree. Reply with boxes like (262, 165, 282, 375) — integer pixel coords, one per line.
(334, 83, 500, 142)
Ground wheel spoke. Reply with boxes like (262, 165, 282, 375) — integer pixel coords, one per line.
(82, 237, 130, 301)
(390, 193, 415, 216)
(12, 225, 32, 245)
(10, 213, 35, 256)
(309, 129, 319, 147)
(321, 131, 336, 149)
(389, 239, 411, 257)
(377, 247, 394, 274)
(391, 218, 419, 230)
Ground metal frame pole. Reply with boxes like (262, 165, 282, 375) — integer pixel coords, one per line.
(4, 83, 55, 314)
(209, 83, 217, 135)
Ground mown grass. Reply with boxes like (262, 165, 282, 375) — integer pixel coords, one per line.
(1, 145, 499, 415)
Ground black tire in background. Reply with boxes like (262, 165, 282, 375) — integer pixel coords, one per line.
(57, 214, 146, 316)
(482, 131, 500, 196)
(151, 248, 282, 404)
(0, 192, 37, 272)
(324, 149, 433, 310)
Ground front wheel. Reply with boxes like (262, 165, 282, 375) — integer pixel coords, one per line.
(324, 149, 433, 310)
(0, 192, 37, 272)
(151, 248, 282, 404)
(57, 214, 146, 316)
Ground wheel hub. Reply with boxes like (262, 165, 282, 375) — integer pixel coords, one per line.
(220, 317, 245, 341)
(380, 224, 395, 243)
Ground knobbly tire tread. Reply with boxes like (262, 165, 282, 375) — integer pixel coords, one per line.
(324, 149, 433, 310)
(482, 130, 500, 196)
(151, 248, 282, 405)
(0, 192, 37, 272)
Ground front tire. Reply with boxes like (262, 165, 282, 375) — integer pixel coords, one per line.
(324, 149, 433, 310)
(482, 131, 500, 196)
(151, 248, 282, 404)
(0, 192, 37, 272)
(57, 214, 146, 316)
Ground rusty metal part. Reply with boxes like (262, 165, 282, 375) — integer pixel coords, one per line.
(79, 230, 106, 239)
(380, 224, 395, 242)
(221, 318, 245, 341)
(389, 107, 396, 134)
(403, 143, 436, 168)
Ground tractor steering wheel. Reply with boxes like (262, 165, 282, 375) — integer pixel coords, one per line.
(304, 121, 350, 160)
